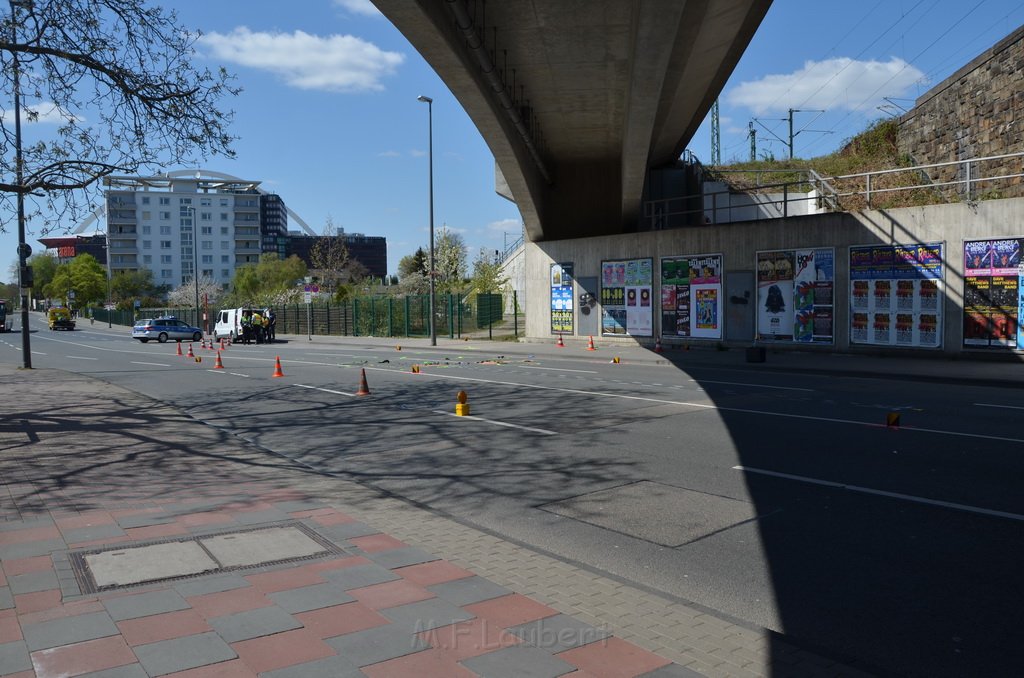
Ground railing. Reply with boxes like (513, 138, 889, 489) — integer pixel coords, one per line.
(644, 151, 1024, 228)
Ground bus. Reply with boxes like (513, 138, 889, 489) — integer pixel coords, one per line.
(0, 299, 10, 332)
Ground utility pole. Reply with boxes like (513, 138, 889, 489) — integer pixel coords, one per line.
(710, 100, 721, 165)
(786, 108, 829, 159)
(748, 122, 757, 162)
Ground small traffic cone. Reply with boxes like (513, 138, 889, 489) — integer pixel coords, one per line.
(356, 368, 371, 396)
(556, 335, 565, 348)
(220, 338, 226, 350)
(586, 336, 596, 351)
(272, 356, 284, 378)
(214, 351, 224, 369)
(654, 338, 663, 353)
(176, 342, 183, 356)
(186, 343, 195, 358)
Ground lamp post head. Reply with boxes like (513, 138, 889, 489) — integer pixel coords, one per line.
(417, 95, 433, 104)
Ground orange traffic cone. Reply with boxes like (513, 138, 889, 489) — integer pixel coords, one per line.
(186, 343, 195, 358)
(654, 338, 663, 353)
(214, 351, 224, 369)
(356, 368, 371, 396)
(556, 335, 565, 348)
(272, 356, 284, 378)
(220, 338, 226, 350)
(586, 336, 596, 351)
(176, 342, 183, 356)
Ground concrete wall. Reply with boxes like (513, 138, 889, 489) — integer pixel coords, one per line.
(524, 196, 1024, 355)
(897, 24, 1024, 198)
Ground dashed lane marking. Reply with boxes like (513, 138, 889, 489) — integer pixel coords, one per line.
(430, 410, 558, 435)
(130, 361, 171, 367)
(293, 383, 354, 397)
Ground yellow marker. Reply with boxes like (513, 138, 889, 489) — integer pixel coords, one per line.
(411, 365, 421, 373)
(886, 412, 900, 428)
(612, 356, 620, 364)
(455, 390, 470, 416)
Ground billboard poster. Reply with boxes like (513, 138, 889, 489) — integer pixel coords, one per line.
(660, 253, 723, 340)
(550, 262, 574, 334)
(757, 247, 834, 343)
(850, 243, 944, 348)
(961, 238, 1024, 349)
(601, 258, 653, 337)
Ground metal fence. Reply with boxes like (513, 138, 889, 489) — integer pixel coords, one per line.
(106, 291, 517, 339)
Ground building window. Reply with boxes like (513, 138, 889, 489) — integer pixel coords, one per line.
(220, 227, 229, 235)
(221, 255, 229, 263)
(220, 213, 228, 222)
(160, 211, 170, 221)
(161, 269, 172, 278)
(160, 240, 171, 249)
(221, 241, 229, 249)
(201, 241, 212, 250)
(222, 269, 230, 278)
(141, 196, 150, 205)
(220, 198, 229, 207)
(201, 212, 212, 221)
(160, 255, 171, 264)
(203, 269, 214, 278)
(180, 197, 192, 206)
(202, 255, 213, 264)
(159, 197, 169, 205)
(201, 226, 212, 235)
(142, 255, 152, 264)
(142, 240, 151, 249)
(201, 198, 211, 206)
(141, 217, 151, 226)
(158, 225, 169, 235)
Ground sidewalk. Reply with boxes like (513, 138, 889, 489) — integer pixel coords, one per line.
(1, 363, 871, 678)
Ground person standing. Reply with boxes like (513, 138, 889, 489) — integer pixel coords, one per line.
(251, 309, 264, 344)
(266, 309, 276, 342)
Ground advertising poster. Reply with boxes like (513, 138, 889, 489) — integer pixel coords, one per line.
(550, 263, 574, 334)
(757, 247, 834, 342)
(660, 253, 723, 339)
(962, 238, 1024, 349)
(850, 243, 943, 348)
(601, 258, 652, 337)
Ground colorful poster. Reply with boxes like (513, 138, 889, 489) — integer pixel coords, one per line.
(601, 258, 653, 337)
(757, 248, 834, 343)
(550, 263, 574, 334)
(660, 253, 723, 339)
(850, 243, 944, 348)
(961, 238, 1024, 349)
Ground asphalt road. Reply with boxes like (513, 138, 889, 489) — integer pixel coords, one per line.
(5, 314, 1024, 677)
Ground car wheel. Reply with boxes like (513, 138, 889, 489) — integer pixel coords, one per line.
(140, 338, 149, 343)
(157, 332, 169, 343)
(193, 331, 202, 342)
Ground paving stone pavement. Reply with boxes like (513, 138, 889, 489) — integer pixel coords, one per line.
(0, 365, 875, 677)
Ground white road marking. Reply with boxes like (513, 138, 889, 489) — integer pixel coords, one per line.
(431, 410, 557, 435)
(375, 368, 1024, 443)
(130, 361, 171, 367)
(293, 383, 354, 397)
(733, 465, 1024, 522)
(66, 356, 98, 360)
(691, 379, 814, 392)
(516, 365, 598, 373)
(975, 402, 1024, 411)
(228, 373, 251, 378)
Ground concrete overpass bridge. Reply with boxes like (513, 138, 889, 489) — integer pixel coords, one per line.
(372, 0, 772, 242)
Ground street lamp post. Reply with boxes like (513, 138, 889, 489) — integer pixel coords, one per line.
(187, 206, 200, 333)
(11, 0, 31, 368)
(417, 95, 436, 346)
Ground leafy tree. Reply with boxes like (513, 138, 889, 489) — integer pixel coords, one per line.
(0, 281, 17, 302)
(226, 254, 306, 306)
(433, 227, 468, 293)
(0, 0, 239, 235)
(166, 275, 222, 308)
(395, 271, 429, 295)
(468, 248, 508, 294)
(110, 269, 166, 309)
(26, 253, 58, 293)
(44, 253, 105, 305)
(398, 248, 428, 279)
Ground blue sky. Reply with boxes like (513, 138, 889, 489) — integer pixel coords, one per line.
(5, 0, 1024, 279)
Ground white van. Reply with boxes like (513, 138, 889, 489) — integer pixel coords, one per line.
(214, 308, 251, 341)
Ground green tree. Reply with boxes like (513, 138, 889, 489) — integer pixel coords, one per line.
(0, 0, 239, 235)
(433, 227, 467, 293)
(468, 248, 508, 294)
(227, 254, 306, 305)
(111, 269, 166, 309)
(26, 253, 59, 293)
(398, 248, 428, 279)
(44, 254, 106, 305)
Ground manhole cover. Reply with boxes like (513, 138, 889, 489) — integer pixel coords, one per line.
(541, 481, 759, 547)
(69, 521, 347, 593)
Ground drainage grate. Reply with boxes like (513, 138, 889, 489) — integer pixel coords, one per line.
(68, 521, 350, 594)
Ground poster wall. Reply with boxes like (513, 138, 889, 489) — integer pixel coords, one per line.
(661, 253, 723, 339)
(963, 238, 1023, 349)
(550, 262, 574, 334)
(850, 243, 943, 348)
(601, 258, 653, 337)
(756, 248, 834, 342)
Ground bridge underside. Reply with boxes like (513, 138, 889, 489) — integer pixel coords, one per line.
(373, 0, 771, 241)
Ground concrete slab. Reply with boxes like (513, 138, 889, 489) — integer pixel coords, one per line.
(542, 481, 759, 547)
(21, 611, 119, 651)
(133, 631, 237, 677)
(508, 613, 611, 653)
(0, 586, 14, 610)
(321, 563, 400, 591)
(208, 605, 302, 643)
(62, 524, 126, 544)
(173, 574, 251, 598)
(268, 583, 354, 614)
(639, 663, 706, 677)
(102, 589, 190, 622)
(461, 644, 576, 678)
(232, 509, 291, 525)
(325, 625, 429, 667)
(0, 640, 32, 675)
(7, 569, 60, 595)
(367, 546, 439, 570)
(0, 538, 68, 560)
(261, 655, 365, 678)
(427, 575, 511, 606)
(380, 598, 475, 633)
(200, 526, 326, 567)
(71, 663, 149, 678)
(85, 541, 217, 588)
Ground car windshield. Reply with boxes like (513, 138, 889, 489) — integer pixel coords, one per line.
(134, 319, 154, 327)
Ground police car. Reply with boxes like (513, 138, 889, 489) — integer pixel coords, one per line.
(132, 317, 204, 343)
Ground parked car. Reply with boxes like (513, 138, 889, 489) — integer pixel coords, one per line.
(132, 317, 203, 343)
(48, 307, 76, 331)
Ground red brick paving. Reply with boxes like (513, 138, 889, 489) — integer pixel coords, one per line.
(117, 608, 212, 646)
(179, 511, 235, 527)
(187, 587, 273, 619)
(14, 589, 62, 614)
(0, 610, 23, 642)
(310, 511, 358, 526)
(0, 525, 61, 544)
(163, 658, 258, 677)
(54, 511, 116, 530)
(231, 628, 335, 673)
(2, 555, 54, 576)
(557, 636, 673, 677)
(294, 601, 389, 639)
(298, 554, 371, 575)
(245, 567, 326, 593)
(464, 593, 560, 629)
(30, 635, 137, 678)
(124, 522, 191, 540)
(348, 533, 408, 553)
(17, 600, 105, 626)
(349, 578, 436, 610)
(362, 647, 476, 678)
(393, 560, 475, 587)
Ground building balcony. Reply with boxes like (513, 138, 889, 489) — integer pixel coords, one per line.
(108, 214, 136, 225)
(234, 245, 261, 255)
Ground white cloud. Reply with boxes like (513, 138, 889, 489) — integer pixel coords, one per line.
(486, 218, 521, 233)
(199, 27, 404, 93)
(377, 150, 401, 157)
(1, 102, 79, 124)
(333, 0, 381, 17)
(726, 57, 925, 114)
(409, 149, 426, 157)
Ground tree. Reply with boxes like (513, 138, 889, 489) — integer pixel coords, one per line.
(309, 218, 351, 296)
(398, 248, 428, 279)
(227, 254, 306, 306)
(0, 0, 239, 235)
(110, 269, 166, 309)
(468, 248, 508, 294)
(26, 253, 58, 293)
(166, 275, 222, 308)
(43, 253, 105, 305)
(433, 227, 468, 293)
